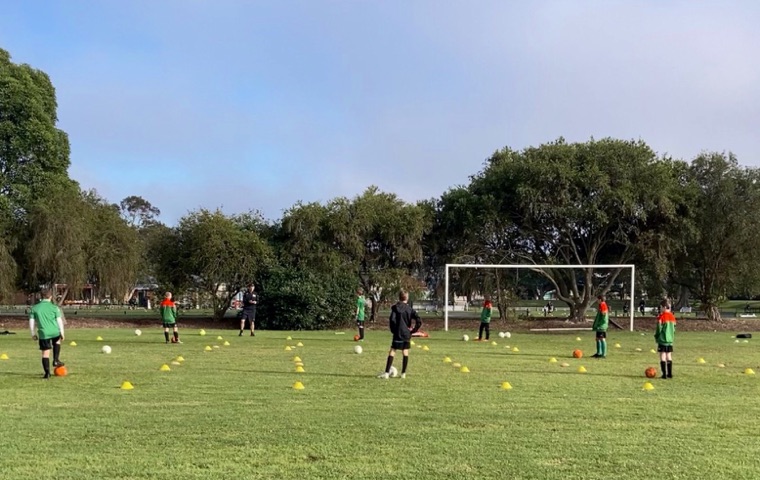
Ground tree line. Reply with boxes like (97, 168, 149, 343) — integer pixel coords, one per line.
(3, 48, 759, 324)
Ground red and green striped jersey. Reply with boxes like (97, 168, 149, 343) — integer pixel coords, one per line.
(159, 299, 177, 324)
(592, 301, 609, 331)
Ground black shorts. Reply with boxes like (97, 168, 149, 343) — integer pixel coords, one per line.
(391, 340, 411, 350)
(595, 331, 607, 339)
(39, 336, 61, 351)
(356, 319, 365, 326)
(657, 344, 673, 353)
(163, 323, 177, 329)
(241, 310, 256, 322)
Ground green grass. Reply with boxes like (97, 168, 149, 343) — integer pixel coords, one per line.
(1, 328, 760, 479)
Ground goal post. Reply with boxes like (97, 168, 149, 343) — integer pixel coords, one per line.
(443, 264, 636, 332)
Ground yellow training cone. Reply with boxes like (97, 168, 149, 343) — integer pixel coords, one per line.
(718, 363, 725, 368)
(576, 337, 582, 341)
(217, 336, 223, 340)
(295, 365, 305, 373)
(204, 346, 212, 352)
(460, 366, 470, 373)
(501, 381, 513, 390)
(745, 368, 756, 375)
(69, 341, 77, 347)
(286, 336, 292, 340)
(176, 356, 185, 362)
(199, 329, 206, 336)
(491, 341, 497, 346)
(120, 381, 134, 390)
(697, 358, 706, 364)
(422, 345, 430, 351)
(635, 348, 642, 352)
(643, 382, 655, 391)
(296, 342, 304, 347)
(0, 353, 8, 360)
(511, 347, 519, 352)
(577, 366, 587, 373)
(650, 349, 657, 354)
(223, 341, 230, 346)
(549, 357, 557, 363)
(443, 357, 452, 363)
(160, 364, 171, 371)
(293, 356, 302, 362)
(452, 362, 461, 368)
(96, 336, 103, 341)
(293, 381, 305, 390)
(615, 343, 621, 348)
(285, 346, 292, 351)
(171, 361, 181, 366)
(295, 362, 304, 367)
(410, 340, 416, 346)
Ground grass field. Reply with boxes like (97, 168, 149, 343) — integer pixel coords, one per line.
(2, 327, 760, 479)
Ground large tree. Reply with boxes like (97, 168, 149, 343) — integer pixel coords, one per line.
(461, 138, 687, 321)
(161, 209, 272, 320)
(119, 195, 161, 229)
(668, 153, 760, 320)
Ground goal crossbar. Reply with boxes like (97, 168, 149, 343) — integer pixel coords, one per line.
(443, 264, 636, 331)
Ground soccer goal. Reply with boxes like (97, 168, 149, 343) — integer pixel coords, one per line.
(443, 264, 636, 331)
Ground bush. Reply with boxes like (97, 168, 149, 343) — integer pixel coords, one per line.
(257, 266, 355, 330)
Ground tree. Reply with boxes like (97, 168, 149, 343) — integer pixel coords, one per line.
(83, 191, 142, 303)
(0, 48, 71, 220)
(165, 209, 272, 320)
(669, 153, 760, 320)
(463, 138, 687, 321)
(119, 195, 161, 228)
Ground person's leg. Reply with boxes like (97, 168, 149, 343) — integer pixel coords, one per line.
(173, 325, 179, 342)
(660, 350, 667, 378)
(401, 348, 410, 377)
(41, 343, 51, 378)
(666, 350, 673, 378)
(164, 326, 170, 343)
(478, 323, 485, 340)
(600, 333, 607, 357)
(593, 333, 601, 357)
(358, 321, 365, 340)
(53, 337, 63, 366)
(250, 313, 256, 336)
(385, 348, 395, 373)
(239, 314, 245, 335)
(485, 323, 490, 340)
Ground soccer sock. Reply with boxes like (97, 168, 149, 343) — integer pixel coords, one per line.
(601, 340, 607, 356)
(667, 361, 673, 378)
(595, 340, 601, 355)
(660, 361, 667, 377)
(173, 331, 179, 341)
(485, 324, 490, 340)
(402, 355, 409, 374)
(42, 358, 50, 375)
(53, 343, 61, 363)
(385, 356, 394, 373)
(359, 325, 364, 340)
(164, 331, 170, 342)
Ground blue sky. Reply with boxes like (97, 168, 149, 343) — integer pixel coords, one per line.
(2, 1, 759, 224)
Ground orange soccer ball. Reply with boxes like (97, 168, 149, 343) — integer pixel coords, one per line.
(645, 367, 657, 378)
(353, 335, 360, 341)
(572, 349, 583, 359)
(54, 365, 68, 377)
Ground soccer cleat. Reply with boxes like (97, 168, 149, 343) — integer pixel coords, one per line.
(175, 339, 182, 344)
(377, 372, 390, 379)
(53, 360, 65, 367)
(591, 354, 600, 358)
(43, 373, 50, 379)
(239, 331, 243, 336)
(401, 373, 406, 379)
(661, 374, 668, 379)
(250, 332, 255, 336)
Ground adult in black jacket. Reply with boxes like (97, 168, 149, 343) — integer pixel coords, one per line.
(378, 290, 422, 379)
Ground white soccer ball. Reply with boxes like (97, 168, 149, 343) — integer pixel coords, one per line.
(389, 366, 399, 378)
(462, 334, 469, 342)
(354, 345, 363, 354)
(101, 345, 112, 354)
(498, 332, 506, 338)
(134, 329, 142, 336)
(505, 332, 512, 339)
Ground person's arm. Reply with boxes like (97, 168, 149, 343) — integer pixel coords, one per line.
(29, 314, 36, 339)
(57, 315, 64, 340)
(410, 310, 422, 334)
(389, 307, 397, 333)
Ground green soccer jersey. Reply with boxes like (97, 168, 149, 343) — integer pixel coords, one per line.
(655, 311, 676, 345)
(592, 302, 609, 332)
(30, 299, 62, 339)
(480, 302, 492, 323)
(160, 299, 177, 324)
(356, 296, 366, 321)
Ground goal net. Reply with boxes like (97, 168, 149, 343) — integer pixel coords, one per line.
(443, 264, 636, 331)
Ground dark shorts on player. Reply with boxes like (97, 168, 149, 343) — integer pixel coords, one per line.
(391, 339, 411, 350)
(163, 322, 177, 329)
(241, 310, 256, 322)
(356, 319, 364, 326)
(595, 331, 607, 339)
(657, 344, 673, 353)
(39, 336, 61, 351)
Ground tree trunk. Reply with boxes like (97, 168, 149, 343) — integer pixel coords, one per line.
(370, 291, 381, 322)
(703, 302, 722, 321)
(566, 299, 590, 322)
(673, 285, 691, 311)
